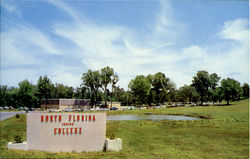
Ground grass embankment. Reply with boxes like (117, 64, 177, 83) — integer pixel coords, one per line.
(0, 99, 249, 158)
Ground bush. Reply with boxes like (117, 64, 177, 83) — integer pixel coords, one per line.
(110, 133, 116, 140)
(15, 114, 20, 118)
(14, 135, 23, 143)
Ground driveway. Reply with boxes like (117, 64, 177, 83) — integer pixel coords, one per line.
(0, 111, 48, 121)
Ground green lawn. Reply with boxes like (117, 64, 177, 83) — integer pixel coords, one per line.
(0, 99, 249, 158)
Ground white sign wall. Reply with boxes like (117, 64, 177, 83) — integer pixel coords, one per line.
(27, 113, 106, 152)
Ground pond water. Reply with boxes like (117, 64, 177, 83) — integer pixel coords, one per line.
(106, 115, 199, 121)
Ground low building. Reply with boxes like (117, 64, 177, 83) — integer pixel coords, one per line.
(41, 99, 91, 110)
(100, 101, 121, 109)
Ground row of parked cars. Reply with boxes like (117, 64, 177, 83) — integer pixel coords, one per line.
(0, 106, 35, 111)
(0, 106, 15, 110)
(49, 107, 119, 112)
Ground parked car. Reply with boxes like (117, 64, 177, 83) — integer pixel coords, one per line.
(29, 108, 35, 111)
(100, 108, 109, 111)
(49, 108, 60, 112)
(110, 107, 118, 110)
(81, 109, 88, 111)
(9, 106, 14, 109)
(63, 108, 74, 112)
(74, 108, 81, 112)
(4, 106, 9, 109)
(18, 107, 23, 110)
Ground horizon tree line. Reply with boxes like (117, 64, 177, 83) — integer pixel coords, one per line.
(0, 67, 249, 108)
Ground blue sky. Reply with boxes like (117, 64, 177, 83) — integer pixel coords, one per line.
(1, 0, 249, 89)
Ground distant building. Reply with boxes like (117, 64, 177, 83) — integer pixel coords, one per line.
(100, 102, 121, 109)
(41, 99, 91, 110)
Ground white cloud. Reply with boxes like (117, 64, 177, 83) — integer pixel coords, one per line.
(1, 2, 22, 17)
(1, 0, 248, 90)
(219, 18, 248, 45)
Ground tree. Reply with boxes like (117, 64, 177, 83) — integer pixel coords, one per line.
(18, 80, 36, 108)
(221, 78, 242, 105)
(128, 75, 151, 106)
(4, 86, 20, 108)
(210, 87, 224, 104)
(178, 85, 198, 104)
(100, 66, 114, 106)
(146, 74, 154, 106)
(53, 84, 74, 98)
(242, 83, 249, 99)
(110, 74, 119, 108)
(192, 71, 220, 105)
(0, 85, 8, 107)
(37, 75, 54, 109)
(74, 87, 88, 99)
(82, 70, 101, 107)
(152, 72, 175, 105)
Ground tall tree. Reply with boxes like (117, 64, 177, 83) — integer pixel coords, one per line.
(242, 83, 249, 99)
(152, 72, 174, 105)
(192, 71, 220, 105)
(37, 75, 54, 109)
(18, 80, 36, 108)
(110, 74, 119, 108)
(100, 66, 114, 106)
(146, 74, 154, 106)
(0, 85, 8, 107)
(221, 78, 242, 105)
(128, 75, 151, 106)
(82, 70, 101, 107)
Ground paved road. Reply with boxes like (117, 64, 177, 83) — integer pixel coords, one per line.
(0, 111, 48, 121)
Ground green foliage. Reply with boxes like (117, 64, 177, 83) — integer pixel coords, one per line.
(151, 72, 174, 105)
(192, 71, 220, 105)
(128, 75, 151, 105)
(37, 76, 53, 108)
(0, 85, 8, 107)
(178, 85, 199, 103)
(210, 87, 224, 103)
(13, 135, 22, 143)
(100, 66, 115, 106)
(242, 83, 249, 99)
(18, 80, 37, 108)
(0, 86, 20, 108)
(53, 83, 74, 98)
(221, 78, 242, 105)
(82, 70, 102, 106)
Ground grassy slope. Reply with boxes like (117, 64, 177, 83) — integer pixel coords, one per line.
(0, 99, 249, 158)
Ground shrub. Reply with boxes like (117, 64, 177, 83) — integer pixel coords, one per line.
(16, 114, 20, 118)
(110, 133, 116, 140)
(14, 135, 23, 143)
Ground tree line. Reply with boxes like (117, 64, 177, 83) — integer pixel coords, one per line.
(0, 67, 249, 108)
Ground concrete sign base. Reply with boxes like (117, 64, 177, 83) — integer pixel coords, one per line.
(7, 142, 27, 150)
(105, 138, 122, 151)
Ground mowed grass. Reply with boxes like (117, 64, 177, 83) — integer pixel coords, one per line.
(0, 99, 249, 158)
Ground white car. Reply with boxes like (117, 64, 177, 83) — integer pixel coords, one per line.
(4, 106, 9, 109)
(49, 109, 61, 112)
(63, 108, 74, 112)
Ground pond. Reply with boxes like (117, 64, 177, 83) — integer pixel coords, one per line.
(106, 115, 199, 121)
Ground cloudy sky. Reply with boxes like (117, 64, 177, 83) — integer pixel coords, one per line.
(1, 0, 249, 89)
